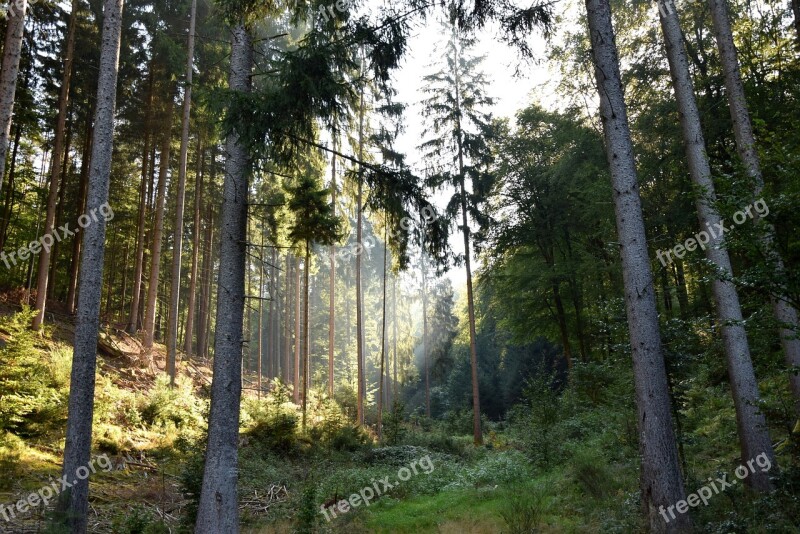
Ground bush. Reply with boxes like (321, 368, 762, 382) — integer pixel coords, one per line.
(140, 375, 206, 431)
(382, 400, 407, 445)
(328, 424, 370, 452)
(0, 307, 64, 437)
(243, 384, 301, 455)
(501, 492, 544, 534)
(110, 505, 170, 534)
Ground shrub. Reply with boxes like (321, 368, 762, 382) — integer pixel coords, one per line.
(382, 400, 407, 445)
(244, 384, 301, 455)
(501, 492, 544, 534)
(110, 505, 170, 534)
(0, 307, 62, 437)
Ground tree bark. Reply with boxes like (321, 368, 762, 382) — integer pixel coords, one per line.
(143, 97, 174, 350)
(377, 227, 388, 439)
(422, 251, 430, 418)
(392, 274, 398, 402)
(302, 248, 310, 430)
(585, 0, 691, 530)
(167, 0, 198, 384)
(66, 118, 93, 314)
(185, 137, 203, 355)
(55, 0, 124, 530)
(659, 0, 775, 491)
(283, 253, 292, 384)
(257, 226, 265, 398)
(195, 23, 252, 534)
(32, 0, 78, 329)
(356, 77, 366, 426)
(294, 254, 301, 403)
(707, 0, 800, 421)
(328, 139, 337, 397)
(0, 0, 27, 192)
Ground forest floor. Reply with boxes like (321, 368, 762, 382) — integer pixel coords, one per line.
(2, 305, 799, 533)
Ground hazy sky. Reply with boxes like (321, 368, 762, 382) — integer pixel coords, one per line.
(389, 14, 554, 290)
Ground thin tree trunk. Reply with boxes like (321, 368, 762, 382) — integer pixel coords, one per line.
(283, 253, 292, 384)
(585, 0, 691, 530)
(328, 138, 337, 397)
(392, 274, 398, 402)
(0, 122, 22, 252)
(422, 251, 430, 418)
(55, 0, 124, 530)
(792, 0, 800, 46)
(452, 35, 482, 445)
(708, 0, 800, 421)
(185, 138, 203, 354)
(0, 0, 27, 191)
(143, 98, 174, 350)
(167, 0, 198, 384)
(48, 118, 73, 301)
(195, 23, 252, 534)
(32, 0, 77, 329)
(66, 118, 92, 314)
(552, 283, 573, 369)
(294, 254, 301, 403)
(257, 226, 265, 399)
(377, 227, 388, 440)
(302, 247, 310, 430)
(660, 0, 775, 491)
(356, 77, 366, 426)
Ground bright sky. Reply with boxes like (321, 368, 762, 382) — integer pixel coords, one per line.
(389, 15, 555, 291)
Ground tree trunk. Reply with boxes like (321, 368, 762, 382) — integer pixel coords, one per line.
(0, 0, 27, 191)
(792, 0, 800, 46)
(167, 0, 198, 384)
(0, 122, 22, 252)
(195, 23, 252, 534)
(377, 227, 388, 440)
(268, 247, 277, 380)
(143, 97, 174, 350)
(660, 0, 775, 491)
(32, 0, 78, 329)
(708, 0, 800, 421)
(422, 251, 430, 417)
(48, 118, 73, 301)
(55, 0, 124, 530)
(283, 253, 292, 384)
(392, 274, 398, 402)
(552, 282, 573, 369)
(294, 254, 301, 403)
(584, 0, 691, 530)
(302, 247, 310, 430)
(356, 78, 366, 426)
(66, 118, 93, 314)
(257, 226, 265, 398)
(185, 138, 203, 355)
(451, 35, 483, 445)
(328, 139, 337, 397)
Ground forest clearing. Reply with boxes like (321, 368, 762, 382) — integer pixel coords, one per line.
(0, 0, 799, 532)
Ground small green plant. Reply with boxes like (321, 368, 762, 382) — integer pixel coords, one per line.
(501, 493, 544, 533)
(110, 505, 170, 534)
(295, 484, 318, 533)
(383, 400, 407, 445)
(0, 307, 62, 437)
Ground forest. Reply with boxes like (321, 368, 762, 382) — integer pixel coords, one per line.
(0, 0, 798, 531)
